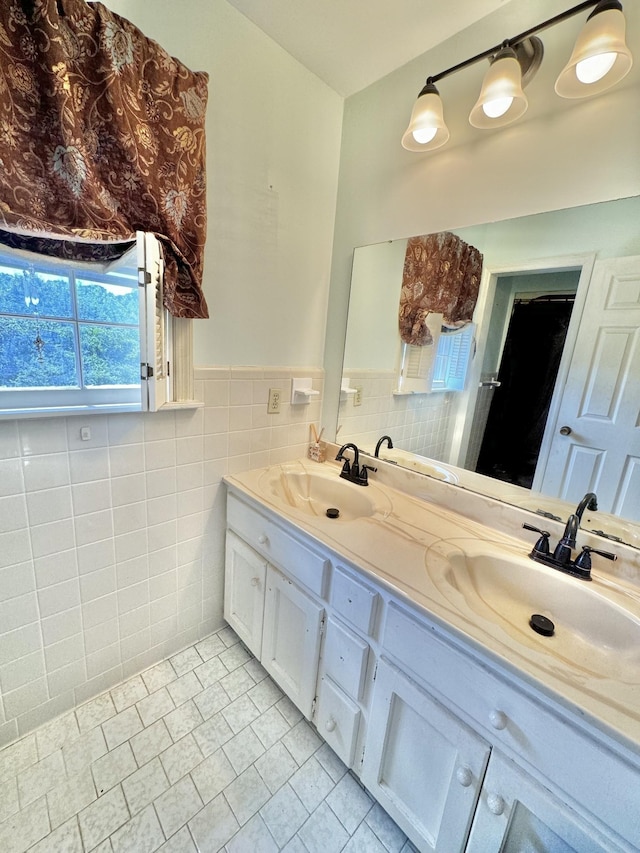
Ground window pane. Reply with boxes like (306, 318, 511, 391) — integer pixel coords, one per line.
(0, 317, 79, 388)
(0, 265, 72, 318)
(76, 279, 139, 324)
(80, 324, 141, 386)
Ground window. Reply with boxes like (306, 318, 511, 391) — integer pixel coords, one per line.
(396, 323, 475, 394)
(0, 232, 187, 418)
(431, 324, 475, 391)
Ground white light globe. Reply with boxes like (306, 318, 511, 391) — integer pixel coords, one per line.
(412, 126, 438, 144)
(576, 51, 617, 83)
(482, 96, 513, 119)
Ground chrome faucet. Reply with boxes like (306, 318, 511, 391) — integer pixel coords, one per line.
(374, 435, 394, 457)
(335, 443, 376, 486)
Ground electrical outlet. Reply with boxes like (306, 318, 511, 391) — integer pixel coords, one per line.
(268, 388, 281, 414)
(354, 385, 363, 406)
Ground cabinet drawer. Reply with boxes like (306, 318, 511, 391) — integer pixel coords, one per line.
(331, 566, 378, 635)
(315, 676, 361, 767)
(323, 617, 369, 701)
(227, 492, 329, 597)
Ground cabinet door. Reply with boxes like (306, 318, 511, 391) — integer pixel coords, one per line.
(262, 564, 325, 719)
(224, 530, 267, 657)
(466, 752, 627, 853)
(361, 659, 490, 853)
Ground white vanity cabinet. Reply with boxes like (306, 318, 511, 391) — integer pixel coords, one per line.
(363, 656, 629, 853)
(224, 482, 640, 853)
(225, 492, 329, 720)
(378, 601, 637, 853)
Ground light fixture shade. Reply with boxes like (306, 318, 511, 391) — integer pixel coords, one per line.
(469, 48, 528, 129)
(555, 4, 633, 98)
(401, 83, 450, 152)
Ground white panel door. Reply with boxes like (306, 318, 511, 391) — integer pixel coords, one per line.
(262, 564, 325, 719)
(539, 256, 640, 518)
(361, 659, 490, 853)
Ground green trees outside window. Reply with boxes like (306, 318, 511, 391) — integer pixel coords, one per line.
(0, 262, 140, 391)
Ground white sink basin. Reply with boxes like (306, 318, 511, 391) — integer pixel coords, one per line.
(430, 539, 640, 680)
(258, 463, 393, 521)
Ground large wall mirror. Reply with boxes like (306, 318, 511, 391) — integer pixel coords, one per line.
(337, 196, 640, 549)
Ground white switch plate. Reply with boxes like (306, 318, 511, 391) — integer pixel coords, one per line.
(354, 386, 363, 406)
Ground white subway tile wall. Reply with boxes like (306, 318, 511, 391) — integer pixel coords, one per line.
(0, 366, 323, 747)
(338, 369, 454, 458)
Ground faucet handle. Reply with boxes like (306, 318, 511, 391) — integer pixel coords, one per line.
(360, 464, 377, 485)
(574, 545, 617, 574)
(523, 523, 551, 556)
(338, 458, 351, 478)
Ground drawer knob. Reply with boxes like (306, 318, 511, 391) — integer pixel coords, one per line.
(325, 716, 337, 732)
(487, 793, 506, 815)
(250, 577, 260, 588)
(455, 766, 473, 787)
(489, 709, 508, 730)
(258, 534, 268, 545)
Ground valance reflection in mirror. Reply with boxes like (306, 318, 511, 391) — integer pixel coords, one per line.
(338, 196, 640, 549)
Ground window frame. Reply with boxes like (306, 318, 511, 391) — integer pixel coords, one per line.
(395, 320, 475, 395)
(0, 232, 198, 419)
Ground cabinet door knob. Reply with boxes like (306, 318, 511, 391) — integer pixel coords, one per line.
(489, 709, 508, 730)
(486, 793, 506, 815)
(258, 534, 268, 545)
(455, 766, 473, 787)
(325, 716, 337, 732)
(250, 577, 260, 588)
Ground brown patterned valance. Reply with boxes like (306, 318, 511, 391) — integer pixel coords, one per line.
(399, 232, 483, 345)
(0, 0, 209, 318)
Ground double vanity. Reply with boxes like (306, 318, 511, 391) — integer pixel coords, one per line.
(223, 450, 640, 852)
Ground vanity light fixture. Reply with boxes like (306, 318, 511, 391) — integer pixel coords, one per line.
(402, 0, 633, 152)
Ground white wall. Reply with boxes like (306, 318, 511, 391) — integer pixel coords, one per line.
(323, 0, 640, 435)
(106, 0, 343, 367)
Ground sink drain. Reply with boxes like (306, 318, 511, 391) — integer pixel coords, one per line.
(326, 507, 340, 519)
(529, 614, 555, 636)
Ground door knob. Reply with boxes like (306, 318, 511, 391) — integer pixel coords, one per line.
(325, 716, 337, 732)
(559, 425, 572, 435)
(258, 534, 268, 545)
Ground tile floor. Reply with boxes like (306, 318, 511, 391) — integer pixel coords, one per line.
(0, 626, 416, 852)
